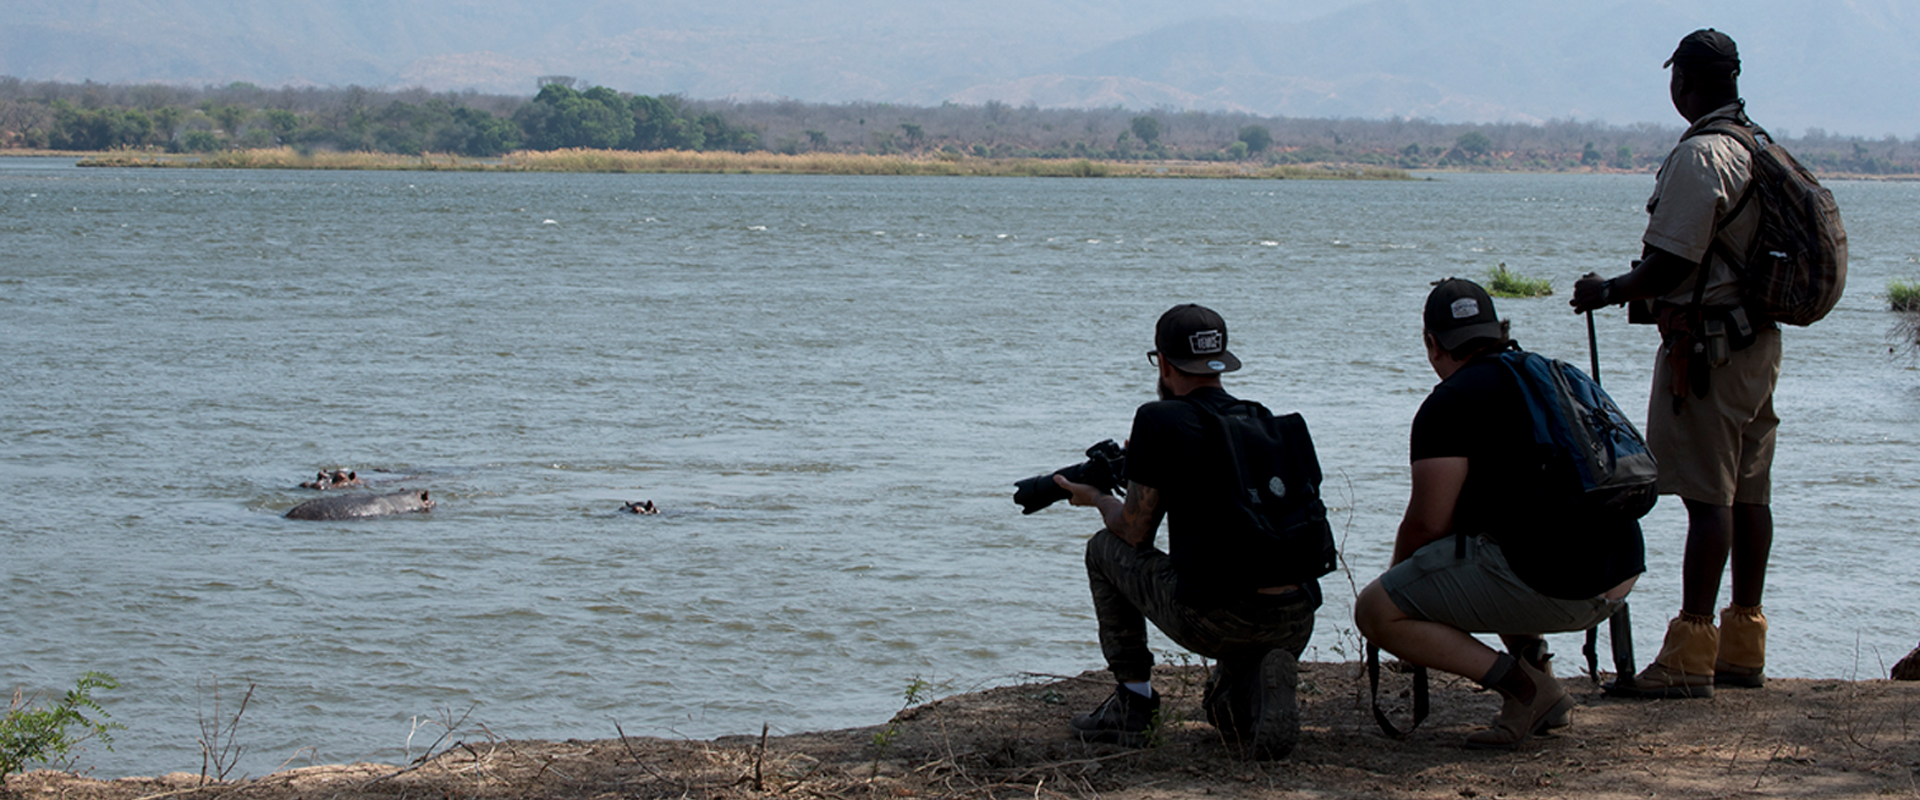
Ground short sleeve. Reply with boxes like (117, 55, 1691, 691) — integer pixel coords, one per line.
(1409, 384, 1475, 463)
(1123, 403, 1180, 491)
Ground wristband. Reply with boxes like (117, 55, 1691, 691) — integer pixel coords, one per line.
(1601, 278, 1616, 306)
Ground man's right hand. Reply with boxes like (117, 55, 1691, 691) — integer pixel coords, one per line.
(1571, 272, 1611, 313)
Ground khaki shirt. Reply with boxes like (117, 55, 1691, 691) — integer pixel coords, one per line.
(1644, 103, 1759, 308)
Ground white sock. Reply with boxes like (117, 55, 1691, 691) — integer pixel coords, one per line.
(1123, 681, 1153, 698)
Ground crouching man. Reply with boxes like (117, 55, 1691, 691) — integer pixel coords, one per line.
(1354, 279, 1646, 748)
(1052, 304, 1327, 759)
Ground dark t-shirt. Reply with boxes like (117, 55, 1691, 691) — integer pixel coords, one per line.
(1126, 386, 1317, 607)
(1410, 355, 1646, 600)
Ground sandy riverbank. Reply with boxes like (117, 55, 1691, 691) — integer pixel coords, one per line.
(8, 661, 1919, 800)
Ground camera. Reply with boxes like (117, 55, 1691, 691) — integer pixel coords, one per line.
(1013, 440, 1127, 515)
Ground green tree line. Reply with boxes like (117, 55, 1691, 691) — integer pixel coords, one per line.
(0, 77, 755, 157)
(4, 76, 1917, 174)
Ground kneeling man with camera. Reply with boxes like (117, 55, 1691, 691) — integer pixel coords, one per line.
(1049, 304, 1335, 759)
(1354, 280, 1646, 748)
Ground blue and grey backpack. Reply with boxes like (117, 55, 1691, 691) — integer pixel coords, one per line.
(1494, 348, 1658, 522)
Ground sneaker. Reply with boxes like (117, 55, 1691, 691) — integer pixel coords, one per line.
(1070, 685, 1158, 746)
(1245, 650, 1300, 760)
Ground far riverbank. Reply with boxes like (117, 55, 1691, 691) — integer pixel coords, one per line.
(35, 148, 1920, 180)
(71, 147, 1413, 179)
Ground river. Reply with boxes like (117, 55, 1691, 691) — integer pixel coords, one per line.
(2, 159, 1916, 778)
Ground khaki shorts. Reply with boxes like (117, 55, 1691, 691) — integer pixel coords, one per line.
(1380, 536, 1623, 636)
(1646, 327, 1781, 506)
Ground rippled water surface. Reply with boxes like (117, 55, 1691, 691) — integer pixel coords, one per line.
(3, 159, 1917, 777)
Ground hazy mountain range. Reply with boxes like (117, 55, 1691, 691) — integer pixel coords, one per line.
(5, 0, 1916, 138)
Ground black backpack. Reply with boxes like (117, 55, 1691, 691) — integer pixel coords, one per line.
(1174, 396, 1338, 588)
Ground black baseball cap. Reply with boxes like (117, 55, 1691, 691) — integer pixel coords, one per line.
(1154, 304, 1241, 375)
(1665, 28, 1740, 70)
(1424, 279, 1504, 351)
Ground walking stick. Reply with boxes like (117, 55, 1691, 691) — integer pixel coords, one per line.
(1581, 308, 1639, 685)
(1587, 309, 1601, 382)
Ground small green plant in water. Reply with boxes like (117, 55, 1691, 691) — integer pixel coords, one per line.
(1486, 262, 1553, 298)
(1888, 278, 1920, 312)
(1, 672, 125, 781)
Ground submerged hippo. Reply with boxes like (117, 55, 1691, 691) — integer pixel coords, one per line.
(620, 500, 659, 515)
(299, 469, 366, 490)
(285, 489, 434, 520)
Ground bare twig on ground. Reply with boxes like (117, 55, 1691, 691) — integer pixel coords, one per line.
(196, 678, 256, 785)
(613, 722, 675, 786)
(1753, 740, 1791, 790)
(611, 721, 748, 792)
(995, 747, 1158, 785)
(359, 704, 476, 786)
(1019, 672, 1108, 686)
(753, 723, 768, 791)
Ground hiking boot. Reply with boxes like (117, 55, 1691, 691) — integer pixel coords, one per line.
(1245, 649, 1301, 760)
(1465, 655, 1573, 750)
(1203, 650, 1299, 759)
(1509, 641, 1569, 731)
(1070, 685, 1158, 746)
(1606, 612, 1716, 699)
(1202, 660, 1251, 741)
(1715, 605, 1767, 688)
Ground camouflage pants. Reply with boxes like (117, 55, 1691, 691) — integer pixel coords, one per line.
(1085, 529, 1317, 683)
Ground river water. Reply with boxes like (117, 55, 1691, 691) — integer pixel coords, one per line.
(2, 159, 1916, 778)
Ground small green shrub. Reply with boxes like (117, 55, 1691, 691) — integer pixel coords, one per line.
(1, 672, 124, 781)
(179, 130, 223, 153)
(1486, 262, 1553, 298)
(1888, 278, 1920, 312)
(869, 676, 935, 776)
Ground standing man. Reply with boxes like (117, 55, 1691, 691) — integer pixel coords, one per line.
(1572, 28, 1777, 698)
(1051, 304, 1326, 759)
(1355, 279, 1643, 748)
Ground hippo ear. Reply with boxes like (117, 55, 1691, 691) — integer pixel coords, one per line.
(420, 490, 430, 501)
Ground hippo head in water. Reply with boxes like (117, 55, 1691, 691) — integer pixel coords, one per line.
(286, 489, 433, 520)
(621, 500, 659, 515)
(300, 469, 366, 490)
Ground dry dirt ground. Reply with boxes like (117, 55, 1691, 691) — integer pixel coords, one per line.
(8, 662, 1920, 800)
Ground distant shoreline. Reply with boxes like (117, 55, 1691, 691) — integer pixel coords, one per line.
(2, 149, 1902, 180)
(62, 147, 1413, 179)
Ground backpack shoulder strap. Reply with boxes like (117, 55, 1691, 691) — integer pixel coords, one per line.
(1170, 394, 1321, 490)
(1672, 120, 1763, 304)
(1270, 410, 1320, 486)
(1687, 117, 1761, 151)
